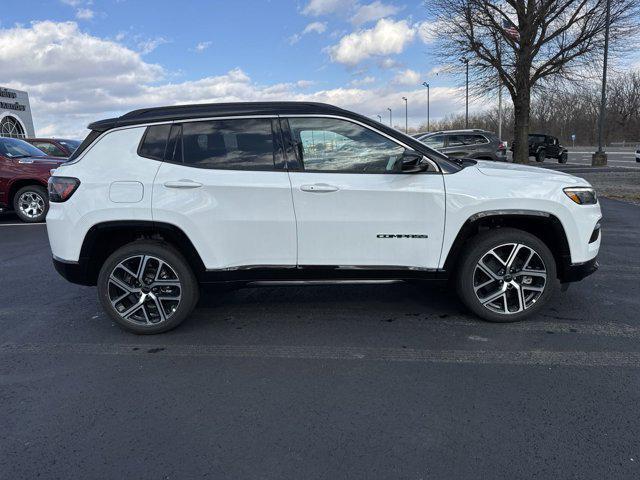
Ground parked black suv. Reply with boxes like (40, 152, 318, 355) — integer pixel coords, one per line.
(512, 134, 568, 163)
(415, 129, 507, 162)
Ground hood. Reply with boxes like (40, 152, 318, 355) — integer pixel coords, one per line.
(474, 160, 586, 184)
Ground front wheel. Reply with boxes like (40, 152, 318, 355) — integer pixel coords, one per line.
(97, 241, 199, 334)
(455, 228, 559, 323)
(13, 185, 48, 223)
(535, 150, 545, 163)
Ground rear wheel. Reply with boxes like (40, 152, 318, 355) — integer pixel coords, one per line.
(13, 185, 48, 223)
(97, 241, 199, 334)
(559, 152, 568, 164)
(455, 228, 559, 323)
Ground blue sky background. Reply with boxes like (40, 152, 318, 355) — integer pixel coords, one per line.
(0, 0, 480, 137)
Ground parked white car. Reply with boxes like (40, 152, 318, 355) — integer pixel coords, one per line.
(47, 102, 601, 334)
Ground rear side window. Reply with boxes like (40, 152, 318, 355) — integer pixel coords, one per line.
(179, 118, 276, 170)
(138, 124, 172, 160)
(421, 134, 444, 148)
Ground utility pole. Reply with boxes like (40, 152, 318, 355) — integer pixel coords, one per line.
(462, 58, 469, 128)
(402, 97, 408, 133)
(498, 78, 502, 140)
(387, 107, 392, 127)
(593, 0, 611, 166)
(422, 82, 430, 132)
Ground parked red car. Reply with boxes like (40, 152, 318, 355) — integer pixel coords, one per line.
(25, 138, 80, 158)
(0, 137, 67, 222)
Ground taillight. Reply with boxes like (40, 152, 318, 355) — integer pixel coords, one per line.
(48, 176, 80, 202)
(498, 141, 506, 150)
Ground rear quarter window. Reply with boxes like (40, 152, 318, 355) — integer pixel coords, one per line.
(138, 124, 172, 160)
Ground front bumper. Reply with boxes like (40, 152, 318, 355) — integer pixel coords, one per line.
(561, 257, 599, 283)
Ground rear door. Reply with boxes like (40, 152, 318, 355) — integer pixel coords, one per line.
(283, 116, 445, 269)
(152, 117, 297, 270)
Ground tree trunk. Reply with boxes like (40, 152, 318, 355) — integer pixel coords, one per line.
(512, 87, 531, 164)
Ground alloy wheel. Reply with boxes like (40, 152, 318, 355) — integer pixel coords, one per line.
(108, 255, 182, 325)
(18, 191, 45, 219)
(473, 243, 547, 315)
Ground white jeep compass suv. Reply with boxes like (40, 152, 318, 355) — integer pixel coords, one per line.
(47, 102, 601, 334)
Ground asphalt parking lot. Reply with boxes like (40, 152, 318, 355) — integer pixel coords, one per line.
(1, 197, 640, 479)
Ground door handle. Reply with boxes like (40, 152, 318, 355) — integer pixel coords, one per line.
(300, 183, 339, 193)
(163, 180, 203, 189)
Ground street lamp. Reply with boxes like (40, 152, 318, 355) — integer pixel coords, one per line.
(461, 58, 469, 128)
(402, 97, 408, 133)
(593, 0, 611, 166)
(387, 107, 392, 127)
(376, 114, 382, 122)
(422, 82, 430, 132)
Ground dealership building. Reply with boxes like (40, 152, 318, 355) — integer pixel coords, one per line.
(0, 86, 35, 139)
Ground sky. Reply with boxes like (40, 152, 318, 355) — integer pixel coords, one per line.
(0, 0, 482, 138)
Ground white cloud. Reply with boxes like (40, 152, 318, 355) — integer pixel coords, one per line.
(61, 0, 83, 6)
(75, 8, 94, 20)
(137, 37, 169, 55)
(392, 68, 421, 86)
(351, 1, 402, 26)
(302, 0, 355, 16)
(194, 41, 212, 52)
(289, 21, 327, 44)
(0, 20, 477, 137)
(328, 19, 416, 66)
(418, 20, 440, 44)
(350, 76, 376, 86)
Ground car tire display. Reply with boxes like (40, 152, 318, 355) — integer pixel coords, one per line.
(97, 240, 199, 334)
(455, 228, 559, 323)
(13, 185, 49, 223)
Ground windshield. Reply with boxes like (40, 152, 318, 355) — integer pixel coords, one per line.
(0, 137, 47, 158)
(59, 139, 81, 152)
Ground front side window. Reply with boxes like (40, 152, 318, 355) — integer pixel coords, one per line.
(421, 134, 445, 149)
(180, 118, 275, 170)
(288, 117, 405, 173)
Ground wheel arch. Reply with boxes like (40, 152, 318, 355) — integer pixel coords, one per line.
(8, 178, 48, 205)
(78, 221, 206, 286)
(443, 210, 572, 281)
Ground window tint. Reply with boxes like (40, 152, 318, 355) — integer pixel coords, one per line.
(447, 134, 489, 146)
(288, 117, 405, 173)
(139, 124, 171, 160)
(421, 134, 444, 149)
(32, 142, 66, 157)
(180, 119, 275, 170)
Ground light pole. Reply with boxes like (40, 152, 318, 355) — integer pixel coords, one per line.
(376, 114, 382, 122)
(402, 97, 408, 133)
(387, 107, 392, 127)
(462, 58, 469, 128)
(593, 0, 611, 166)
(422, 82, 430, 132)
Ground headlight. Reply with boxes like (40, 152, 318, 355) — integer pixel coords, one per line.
(564, 187, 597, 205)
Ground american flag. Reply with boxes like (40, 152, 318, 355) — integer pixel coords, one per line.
(502, 19, 520, 40)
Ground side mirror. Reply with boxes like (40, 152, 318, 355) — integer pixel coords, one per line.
(393, 150, 428, 173)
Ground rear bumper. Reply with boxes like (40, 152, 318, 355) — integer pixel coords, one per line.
(53, 256, 94, 286)
(561, 257, 599, 283)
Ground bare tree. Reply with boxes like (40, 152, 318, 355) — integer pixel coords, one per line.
(428, 0, 639, 162)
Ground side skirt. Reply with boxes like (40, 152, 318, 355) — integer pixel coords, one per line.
(199, 265, 448, 283)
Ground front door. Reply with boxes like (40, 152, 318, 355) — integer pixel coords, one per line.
(152, 117, 297, 270)
(284, 116, 446, 269)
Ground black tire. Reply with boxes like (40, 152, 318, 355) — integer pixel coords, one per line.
(455, 228, 559, 323)
(13, 185, 48, 223)
(535, 150, 545, 163)
(97, 240, 199, 334)
(559, 152, 568, 164)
